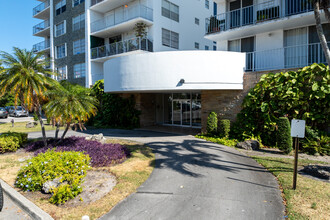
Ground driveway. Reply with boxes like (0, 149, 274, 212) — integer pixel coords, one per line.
(29, 129, 285, 220)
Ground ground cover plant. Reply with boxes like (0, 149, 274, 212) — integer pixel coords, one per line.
(0, 132, 28, 153)
(26, 136, 130, 167)
(253, 156, 330, 220)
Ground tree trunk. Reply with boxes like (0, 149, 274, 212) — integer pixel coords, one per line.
(321, 0, 330, 23)
(60, 123, 70, 141)
(36, 106, 47, 147)
(314, 0, 330, 65)
(55, 122, 60, 139)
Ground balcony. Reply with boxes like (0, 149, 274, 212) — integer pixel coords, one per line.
(205, 0, 316, 41)
(33, 0, 50, 19)
(33, 20, 50, 37)
(91, 37, 153, 62)
(90, 0, 133, 13)
(91, 4, 153, 38)
(245, 42, 329, 72)
(33, 40, 50, 53)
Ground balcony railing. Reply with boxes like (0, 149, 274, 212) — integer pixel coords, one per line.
(245, 42, 329, 72)
(91, 0, 104, 7)
(33, 0, 50, 16)
(33, 40, 50, 53)
(91, 37, 153, 59)
(206, 0, 314, 34)
(91, 4, 153, 33)
(33, 20, 50, 35)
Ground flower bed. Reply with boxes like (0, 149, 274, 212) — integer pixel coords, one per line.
(25, 137, 130, 167)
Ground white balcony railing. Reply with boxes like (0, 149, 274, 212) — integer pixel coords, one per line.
(91, 37, 153, 59)
(33, 20, 50, 35)
(91, 4, 153, 33)
(33, 40, 50, 53)
(33, 0, 50, 16)
(206, 0, 314, 34)
(245, 42, 329, 72)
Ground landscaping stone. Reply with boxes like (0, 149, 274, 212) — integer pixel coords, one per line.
(301, 165, 330, 181)
(236, 140, 260, 151)
(42, 177, 63, 194)
(85, 133, 106, 143)
(26, 122, 38, 128)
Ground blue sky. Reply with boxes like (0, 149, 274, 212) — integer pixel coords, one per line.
(0, 1, 40, 54)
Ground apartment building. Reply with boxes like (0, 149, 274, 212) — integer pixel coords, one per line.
(32, 0, 217, 87)
(206, 0, 329, 72)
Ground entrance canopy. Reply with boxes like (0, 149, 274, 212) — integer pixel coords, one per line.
(104, 51, 245, 93)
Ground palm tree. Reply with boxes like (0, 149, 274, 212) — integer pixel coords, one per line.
(43, 81, 98, 142)
(0, 47, 58, 146)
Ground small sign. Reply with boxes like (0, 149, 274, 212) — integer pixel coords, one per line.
(291, 119, 306, 138)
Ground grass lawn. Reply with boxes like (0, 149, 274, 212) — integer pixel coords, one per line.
(0, 139, 155, 220)
(0, 121, 62, 133)
(253, 156, 330, 220)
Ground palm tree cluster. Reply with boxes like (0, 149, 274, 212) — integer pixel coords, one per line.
(0, 48, 98, 146)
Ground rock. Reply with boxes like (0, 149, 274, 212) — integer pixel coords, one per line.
(42, 177, 62, 193)
(26, 121, 38, 128)
(85, 133, 106, 143)
(301, 165, 330, 180)
(236, 140, 260, 151)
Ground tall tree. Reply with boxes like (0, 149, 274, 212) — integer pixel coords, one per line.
(43, 81, 98, 142)
(313, 0, 330, 64)
(0, 47, 58, 146)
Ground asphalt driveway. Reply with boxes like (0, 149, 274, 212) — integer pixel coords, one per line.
(29, 129, 285, 220)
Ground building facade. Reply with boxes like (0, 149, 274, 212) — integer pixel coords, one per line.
(206, 0, 329, 72)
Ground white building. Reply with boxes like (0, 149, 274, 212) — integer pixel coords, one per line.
(86, 0, 217, 87)
(206, 0, 329, 72)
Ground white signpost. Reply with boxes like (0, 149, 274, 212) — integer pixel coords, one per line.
(291, 119, 305, 190)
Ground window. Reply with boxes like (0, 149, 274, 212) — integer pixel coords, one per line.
(205, 0, 209, 9)
(162, 0, 179, 22)
(195, 42, 199, 49)
(73, 38, 85, 55)
(195, 18, 199, 25)
(56, 44, 66, 59)
(73, 0, 84, 7)
(162, 28, 179, 49)
(73, 13, 85, 31)
(74, 63, 86, 78)
(205, 45, 209, 50)
(55, 21, 65, 37)
(213, 45, 217, 51)
(56, 66, 67, 80)
(56, 0, 66, 15)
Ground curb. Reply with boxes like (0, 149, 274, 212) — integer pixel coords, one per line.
(0, 179, 53, 220)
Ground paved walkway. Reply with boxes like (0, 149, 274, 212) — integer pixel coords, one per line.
(29, 129, 285, 220)
(0, 194, 32, 220)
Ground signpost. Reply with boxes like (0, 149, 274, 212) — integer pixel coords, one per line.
(290, 119, 305, 190)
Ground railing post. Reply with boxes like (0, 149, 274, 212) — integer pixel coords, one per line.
(116, 42, 118, 54)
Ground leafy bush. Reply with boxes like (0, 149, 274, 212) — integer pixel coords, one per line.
(89, 80, 140, 129)
(15, 150, 90, 205)
(196, 135, 238, 147)
(25, 137, 130, 167)
(276, 117, 292, 154)
(218, 119, 230, 138)
(0, 132, 27, 147)
(232, 64, 330, 146)
(301, 127, 330, 155)
(207, 112, 218, 135)
(0, 136, 20, 153)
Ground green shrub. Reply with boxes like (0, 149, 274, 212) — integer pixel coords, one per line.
(15, 150, 91, 204)
(207, 112, 218, 135)
(218, 119, 230, 138)
(0, 132, 27, 147)
(276, 117, 292, 154)
(232, 63, 330, 146)
(196, 135, 238, 147)
(0, 136, 20, 153)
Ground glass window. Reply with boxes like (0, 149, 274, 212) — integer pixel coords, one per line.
(74, 63, 85, 78)
(56, 66, 67, 80)
(56, 44, 66, 59)
(73, 38, 85, 55)
(56, 0, 66, 15)
(162, 0, 179, 22)
(73, 0, 84, 7)
(55, 21, 65, 37)
(195, 42, 199, 49)
(73, 13, 85, 31)
(205, 45, 209, 50)
(213, 45, 217, 51)
(205, 0, 209, 9)
(195, 18, 199, 25)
